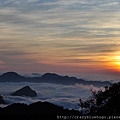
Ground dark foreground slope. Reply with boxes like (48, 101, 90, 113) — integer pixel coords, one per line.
(0, 101, 81, 115)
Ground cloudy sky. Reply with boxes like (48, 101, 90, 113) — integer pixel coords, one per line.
(0, 0, 120, 80)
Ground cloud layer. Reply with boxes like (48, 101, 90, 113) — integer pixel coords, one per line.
(0, 82, 103, 110)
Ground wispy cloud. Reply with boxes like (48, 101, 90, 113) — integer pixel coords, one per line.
(0, 0, 120, 78)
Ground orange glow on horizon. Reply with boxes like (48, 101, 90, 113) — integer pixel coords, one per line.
(112, 56, 120, 70)
(105, 53, 120, 73)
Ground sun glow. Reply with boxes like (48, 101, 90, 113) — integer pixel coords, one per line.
(115, 55, 120, 62)
(109, 55, 120, 71)
(102, 52, 120, 73)
(114, 56, 120, 67)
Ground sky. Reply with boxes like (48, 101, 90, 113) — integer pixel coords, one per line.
(0, 0, 120, 81)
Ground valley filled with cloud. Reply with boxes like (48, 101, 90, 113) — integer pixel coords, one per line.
(0, 82, 104, 110)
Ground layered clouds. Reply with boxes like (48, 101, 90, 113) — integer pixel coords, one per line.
(0, 82, 103, 110)
(0, 0, 120, 79)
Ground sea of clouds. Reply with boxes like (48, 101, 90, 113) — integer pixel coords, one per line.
(0, 82, 104, 110)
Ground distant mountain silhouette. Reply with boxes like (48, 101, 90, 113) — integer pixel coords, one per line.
(11, 86, 37, 97)
(0, 72, 25, 82)
(0, 72, 112, 87)
(40, 73, 111, 87)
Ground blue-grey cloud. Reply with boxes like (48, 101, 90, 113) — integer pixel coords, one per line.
(0, 0, 120, 41)
(0, 82, 102, 110)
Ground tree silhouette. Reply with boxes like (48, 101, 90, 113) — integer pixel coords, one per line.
(79, 82, 120, 115)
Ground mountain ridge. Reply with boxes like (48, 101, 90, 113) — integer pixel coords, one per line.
(0, 71, 112, 87)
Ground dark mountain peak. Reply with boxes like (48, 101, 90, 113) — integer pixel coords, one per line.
(11, 85, 37, 97)
(1, 72, 20, 77)
(41, 73, 61, 80)
(42, 73, 60, 76)
(0, 71, 26, 82)
(20, 85, 31, 90)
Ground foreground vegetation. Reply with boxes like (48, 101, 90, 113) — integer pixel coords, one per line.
(79, 82, 120, 115)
